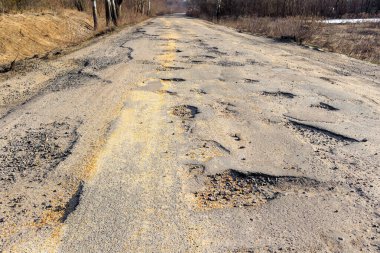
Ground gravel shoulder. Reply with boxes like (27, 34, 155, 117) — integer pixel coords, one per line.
(0, 14, 379, 252)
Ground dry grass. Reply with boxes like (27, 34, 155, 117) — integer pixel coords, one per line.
(222, 17, 320, 44)
(0, 0, 79, 13)
(307, 22, 380, 63)
(0, 7, 148, 67)
(218, 17, 380, 64)
(0, 10, 94, 65)
(0, 0, 156, 67)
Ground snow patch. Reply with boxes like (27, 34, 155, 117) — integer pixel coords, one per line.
(322, 18, 380, 24)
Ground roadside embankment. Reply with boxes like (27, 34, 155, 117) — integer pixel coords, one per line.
(0, 10, 94, 66)
(0, 9, 148, 70)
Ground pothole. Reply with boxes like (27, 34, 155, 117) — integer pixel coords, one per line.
(202, 55, 216, 59)
(60, 181, 83, 222)
(261, 91, 295, 99)
(185, 140, 230, 162)
(190, 88, 207, 94)
(212, 101, 237, 116)
(320, 76, 336, 84)
(246, 59, 264, 66)
(311, 102, 339, 111)
(161, 78, 186, 82)
(287, 120, 361, 145)
(157, 66, 185, 71)
(171, 105, 199, 119)
(217, 61, 245, 67)
(206, 46, 226, 55)
(157, 90, 177, 95)
(186, 164, 206, 176)
(47, 69, 103, 92)
(191, 60, 204, 64)
(132, 28, 146, 34)
(195, 169, 320, 209)
(79, 45, 133, 70)
(0, 121, 80, 184)
(244, 79, 260, 83)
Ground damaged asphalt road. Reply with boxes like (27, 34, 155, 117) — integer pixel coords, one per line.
(0, 14, 379, 252)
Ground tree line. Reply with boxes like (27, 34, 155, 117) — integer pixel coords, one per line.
(187, 0, 380, 18)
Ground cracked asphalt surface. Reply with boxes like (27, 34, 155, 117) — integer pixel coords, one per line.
(0, 14, 379, 252)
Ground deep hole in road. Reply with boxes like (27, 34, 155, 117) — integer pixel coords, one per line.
(161, 78, 186, 82)
(311, 102, 339, 111)
(261, 91, 296, 98)
(171, 105, 199, 119)
(195, 169, 320, 209)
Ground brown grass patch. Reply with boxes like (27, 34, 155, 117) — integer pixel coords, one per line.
(307, 22, 380, 63)
(0, 9, 148, 67)
(0, 10, 94, 65)
(218, 17, 380, 64)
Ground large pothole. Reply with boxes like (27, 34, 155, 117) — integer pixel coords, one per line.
(195, 169, 320, 209)
(170, 105, 199, 119)
(287, 120, 361, 146)
(0, 121, 79, 184)
(261, 91, 295, 99)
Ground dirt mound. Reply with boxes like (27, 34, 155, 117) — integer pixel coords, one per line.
(0, 10, 94, 66)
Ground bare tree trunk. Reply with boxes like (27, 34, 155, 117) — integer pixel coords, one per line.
(105, 0, 112, 27)
(147, 0, 151, 15)
(110, 0, 118, 26)
(116, 0, 123, 18)
(139, 0, 144, 14)
(117, 4, 121, 17)
(216, 0, 222, 21)
(92, 0, 98, 30)
(74, 0, 86, 12)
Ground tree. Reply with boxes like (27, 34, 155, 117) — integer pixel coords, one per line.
(92, 0, 123, 30)
(92, 0, 98, 30)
